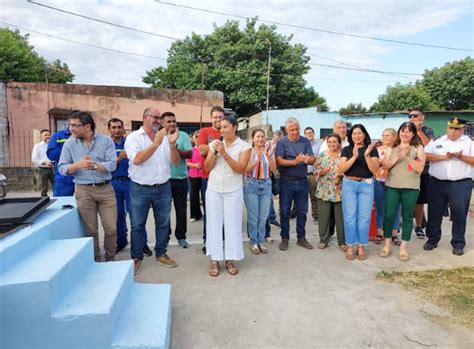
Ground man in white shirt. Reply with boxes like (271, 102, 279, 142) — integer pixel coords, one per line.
(124, 107, 179, 275)
(31, 129, 53, 196)
(319, 120, 349, 154)
(424, 117, 474, 256)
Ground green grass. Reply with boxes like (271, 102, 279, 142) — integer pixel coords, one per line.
(377, 267, 474, 329)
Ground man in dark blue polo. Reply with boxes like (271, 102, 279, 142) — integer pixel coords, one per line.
(47, 123, 74, 196)
(276, 117, 316, 251)
(108, 118, 152, 256)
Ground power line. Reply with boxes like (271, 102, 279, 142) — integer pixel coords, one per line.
(153, 0, 474, 52)
(27, 0, 180, 41)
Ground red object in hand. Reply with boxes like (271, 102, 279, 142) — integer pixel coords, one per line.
(369, 204, 377, 241)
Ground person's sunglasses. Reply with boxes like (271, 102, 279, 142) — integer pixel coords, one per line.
(409, 113, 421, 118)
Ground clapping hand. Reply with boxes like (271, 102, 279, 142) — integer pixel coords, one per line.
(154, 128, 167, 146)
(295, 153, 306, 164)
(78, 156, 94, 170)
(364, 144, 375, 157)
(319, 167, 331, 176)
(167, 127, 179, 144)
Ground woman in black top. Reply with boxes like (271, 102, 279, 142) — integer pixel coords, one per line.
(339, 124, 379, 260)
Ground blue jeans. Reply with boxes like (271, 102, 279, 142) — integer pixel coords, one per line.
(342, 177, 374, 246)
(374, 180, 400, 230)
(112, 178, 147, 249)
(265, 199, 276, 237)
(130, 181, 171, 260)
(244, 178, 272, 245)
(279, 177, 308, 240)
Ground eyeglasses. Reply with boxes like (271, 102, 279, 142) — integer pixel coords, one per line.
(408, 113, 421, 118)
(146, 115, 161, 120)
(68, 123, 84, 129)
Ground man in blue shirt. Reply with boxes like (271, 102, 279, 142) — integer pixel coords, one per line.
(108, 118, 152, 256)
(162, 112, 193, 248)
(47, 126, 74, 196)
(275, 117, 316, 251)
(58, 111, 117, 262)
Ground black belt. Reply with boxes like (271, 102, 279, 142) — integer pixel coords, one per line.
(432, 177, 471, 183)
(138, 180, 169, 188)
(112, 176, 129, 181)
(281, 174, 306, 181)
(80, 180, 110, 187)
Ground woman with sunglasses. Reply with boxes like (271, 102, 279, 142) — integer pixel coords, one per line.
(204, 115, 251, 276)
(339, 124, 379, 260)
(379, 122, 426, 261)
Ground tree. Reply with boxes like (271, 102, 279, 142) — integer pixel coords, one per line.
(370, 82, 438, 112)
(305, 87, 329, 111)
(143, 19, 328, 116)
(339, 102, 368, 114)
(0, 28, 74, 83)
(421, 57, 474, 110)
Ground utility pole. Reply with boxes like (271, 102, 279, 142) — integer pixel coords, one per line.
(265, 40, 272, 132)
(199, 63, 205, 129)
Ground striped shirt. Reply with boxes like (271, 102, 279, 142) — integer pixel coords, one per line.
(247, 152, 270, 180)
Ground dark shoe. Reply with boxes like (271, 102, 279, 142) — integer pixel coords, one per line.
(290, 212, 297, 219)
(415, 227, 425, 239)
(116, 243, 128, 254)
(178, 239, 189, 249)
(270, 221, 281, 228)
(297, 238, 314, 250)
(423, 242, 438, 251)
(279, 238, 289, 251)
(202, 245, 207, 254)
(143, 244, 153, 257)
(452, 248, 464, 256)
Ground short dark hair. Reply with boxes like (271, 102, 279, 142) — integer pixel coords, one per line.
(347, 124, 371, 147)
(326, 133, 342, 144)
(251, 128, 265, 138)
(108, 117, 123, 129)
(304, 127, 315, 133)
(161, 112, 176, 118)
(40, 129, 50, 134)
(69, 111, 96, 132)
(409, 107, 424, 115)
(210, 106, 225, 115)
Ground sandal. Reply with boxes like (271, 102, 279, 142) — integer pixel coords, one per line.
(392, 236, 402, 246)
(357, 247, 367, 260)
(399, 251, 409, 262)
(318, 243, 327, 249)
(374, 235, 384, 244)
(225, 261, 239, 276)
(339, 244, 348, 252)
(208, 261, 219, 277)
(345, 249, 354, 261)
(379, 248, 391, 258)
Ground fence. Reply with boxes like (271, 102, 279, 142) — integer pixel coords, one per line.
(0, 129, 35, 167)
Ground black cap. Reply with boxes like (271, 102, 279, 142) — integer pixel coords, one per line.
(447, 117, 468, 128)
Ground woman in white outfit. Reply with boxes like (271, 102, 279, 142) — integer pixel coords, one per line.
(204, 115, 251, 277)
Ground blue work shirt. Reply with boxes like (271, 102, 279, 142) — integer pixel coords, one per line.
(58, 133, 117, 184)
(46, 128, 74, 184)
(275, 136, 314, 179)
(111, 136, 129, 178)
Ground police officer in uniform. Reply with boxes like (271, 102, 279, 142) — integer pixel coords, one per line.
(424, 117, 474, 256)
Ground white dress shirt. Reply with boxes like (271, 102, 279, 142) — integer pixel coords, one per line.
(31, 141, 50, 167)
(425, 135, 473, 181)
(125, 127, 171, 185)
(319, 138, 349, 154)
(208, 137, 251, 193)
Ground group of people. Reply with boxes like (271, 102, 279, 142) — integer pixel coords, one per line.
(32, 106, 473, 277)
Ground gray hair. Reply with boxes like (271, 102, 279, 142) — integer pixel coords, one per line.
(285, 117, 300, 128)
(333, 120, 346, 128)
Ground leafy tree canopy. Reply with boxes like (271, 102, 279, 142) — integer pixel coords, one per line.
(0, 28, 74, 83)
(339, 102, 368, 114)
(370, 82, 438, 112)
(143, 18, 328, 116)
(421, 57, 474, 110)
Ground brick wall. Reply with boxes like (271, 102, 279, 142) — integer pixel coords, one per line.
(1, 167, 40, 192)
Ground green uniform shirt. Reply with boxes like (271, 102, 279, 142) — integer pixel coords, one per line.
(170, 130, 192, 179)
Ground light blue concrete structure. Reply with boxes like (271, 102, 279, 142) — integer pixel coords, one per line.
(0, 197, 171, 349)
(253, 107, 409, 139)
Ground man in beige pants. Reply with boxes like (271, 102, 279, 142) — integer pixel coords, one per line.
(58, 111, 117, 262)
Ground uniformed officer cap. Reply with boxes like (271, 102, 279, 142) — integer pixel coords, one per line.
(447, 117, 469, 128)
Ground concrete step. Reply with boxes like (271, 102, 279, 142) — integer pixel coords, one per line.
(0, 197, 85, 273)
(112, 283, 172, 349)
(1, 238, 93, 311)
(50, 261, 134, 348)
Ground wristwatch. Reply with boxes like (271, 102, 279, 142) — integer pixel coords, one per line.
(92, 163, 98, 170)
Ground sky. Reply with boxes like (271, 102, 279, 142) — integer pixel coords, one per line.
(1, 0, 473, 112)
